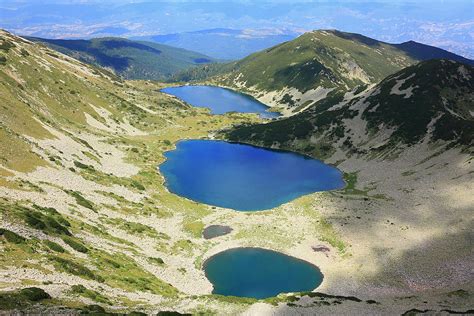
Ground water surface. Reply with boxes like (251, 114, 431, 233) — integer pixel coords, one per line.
(161, 85, 279, 118)
(203, 225, 233, 239)
(159, 140, 345, 211)
(204, 248, 323, 299)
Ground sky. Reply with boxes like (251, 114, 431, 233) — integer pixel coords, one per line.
(1, 0, 473, 58)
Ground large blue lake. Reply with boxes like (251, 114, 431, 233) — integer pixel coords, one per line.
(204, 248, 323, 299)
(160, 85, 279, 118)
(159, 140, 345, 211)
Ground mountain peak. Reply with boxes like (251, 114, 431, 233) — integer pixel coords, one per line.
(215, 29, 473, 115)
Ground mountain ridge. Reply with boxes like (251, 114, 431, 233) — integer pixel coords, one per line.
(136, 28, 299, 60)
(201, 29, 474, 115)
(27, 35, 216, 81)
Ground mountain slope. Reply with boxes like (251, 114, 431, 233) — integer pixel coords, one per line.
(28, 36, 216, 80)
(223, 59, 474, 157)
(1, 30, 474, 315)
(0, 28, 184, 304)
(221, 61, 474, 309)
(0, 29, 253, 313)
(213, 30, 473, 114)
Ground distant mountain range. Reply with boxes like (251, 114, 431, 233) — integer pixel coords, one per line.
(135, 28, 299, 60)
(27, 36, 216, 81)
(3, 1, 473, 59)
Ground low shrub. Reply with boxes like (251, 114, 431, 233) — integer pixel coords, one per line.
(50, 256, 103, 282)
(73, 160, 94, 170)
(81, 304, 106, 313)
(21, 208, 71, 236)
(148, 257, 164, 265)
(66, 190, 95, 211)
(131, 180, 145, 191)
(44, 240, 66, 253)
(0, 287, 50, 310)
(70, 285, 110, 304)
(0, 228, 26, 244)
(62, 236, 88, 253)
(19, 287, 51, 301)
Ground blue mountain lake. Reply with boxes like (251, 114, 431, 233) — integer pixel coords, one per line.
(159, 140, 345, 211)
(204, 248, 323, 299)
(160, 85, 280, 118)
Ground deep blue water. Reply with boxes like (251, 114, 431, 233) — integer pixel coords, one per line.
(204, 248, 323, 299)
(159, 140, 345, 211)
(161, 85, 280, 118)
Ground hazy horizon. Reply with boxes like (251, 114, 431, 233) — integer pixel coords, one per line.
(1, 0, 473, 58)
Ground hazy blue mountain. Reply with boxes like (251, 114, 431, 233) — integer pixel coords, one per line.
(136, 28, 299, 60)
(3, 1, 472, 59)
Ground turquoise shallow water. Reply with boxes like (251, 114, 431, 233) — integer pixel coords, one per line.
(159, 140, 345, 211)
(204, 248, 323, 299)
(160, 85, 280, 118)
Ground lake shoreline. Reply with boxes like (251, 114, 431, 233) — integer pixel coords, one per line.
(203, 247, 324, 299)
(160, 85, 281, 118)
(159, 139, 345, 211)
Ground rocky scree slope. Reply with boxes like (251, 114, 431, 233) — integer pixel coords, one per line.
(221, 59, 474, 315)
(0, 29, 213, 313)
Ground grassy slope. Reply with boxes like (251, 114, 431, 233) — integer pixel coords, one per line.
(172, 30, 412, 87)
(1, 30, 473, 314)
(1, 30, 346, 314)
(28, 36, 216, 81)
(223, 30, 413, 91)
(226, 30, 474, 91)
(0, 30, 194, 310)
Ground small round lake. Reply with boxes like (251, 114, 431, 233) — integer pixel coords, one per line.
(159, 140, 345, 211)
(204, 248, 323, 299)
(161, 85, 279, 118)
(203, 225, 233, 239)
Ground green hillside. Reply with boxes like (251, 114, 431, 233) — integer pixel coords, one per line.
(210, 30, 473, 113)
(28, 36, 216, 80)
(1, 29, 473, 315)
(223, 59, 474, 158)
(0, 29, 254, 312)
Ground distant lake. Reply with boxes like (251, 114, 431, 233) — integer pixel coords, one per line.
(204, 248, 323, 299)
(160, 85, 279, 118)
(159, 140, 345, 211)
